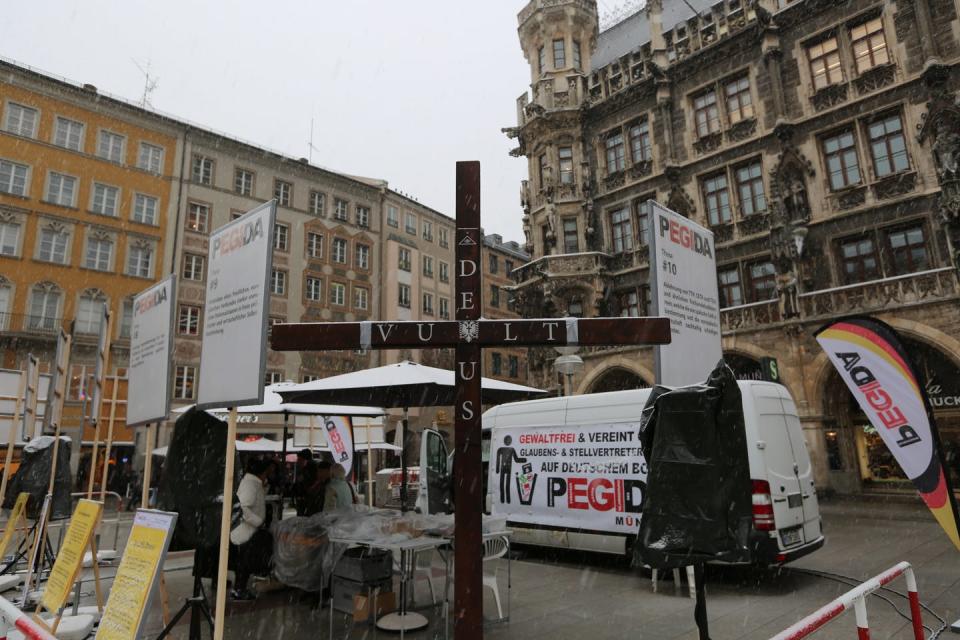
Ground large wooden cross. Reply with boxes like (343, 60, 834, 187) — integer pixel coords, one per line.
(271, 161, 671, 639)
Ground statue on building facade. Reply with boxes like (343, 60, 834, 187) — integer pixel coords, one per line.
(776, 270, 800, 319)
(933, 121, 960, 182)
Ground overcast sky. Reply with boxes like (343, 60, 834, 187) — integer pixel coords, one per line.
(0, 1, 543, 241)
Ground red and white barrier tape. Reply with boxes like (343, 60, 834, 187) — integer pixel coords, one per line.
(770, 561, 923, 640)
(0, 596, 55, 640)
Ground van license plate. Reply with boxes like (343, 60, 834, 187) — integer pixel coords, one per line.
(788, 493, 803, 508)
(781, 527, 802, 547)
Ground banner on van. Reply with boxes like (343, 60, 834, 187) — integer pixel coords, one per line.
(489, 423, 647, 535)
(816, 317, 960, 550)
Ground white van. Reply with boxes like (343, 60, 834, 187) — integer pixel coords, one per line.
(462, 381, 824, 566)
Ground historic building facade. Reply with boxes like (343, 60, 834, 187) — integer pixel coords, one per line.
(507, 0, 960, 493)
(482, 234, 531, 386)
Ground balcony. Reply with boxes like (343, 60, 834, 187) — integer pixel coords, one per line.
(720, 299, 781, 332)
(0, 313, 70, 337)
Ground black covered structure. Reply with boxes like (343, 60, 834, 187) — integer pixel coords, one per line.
(3, 436, 72, 520)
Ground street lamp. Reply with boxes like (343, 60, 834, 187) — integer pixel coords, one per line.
(554, 347, 584, 396)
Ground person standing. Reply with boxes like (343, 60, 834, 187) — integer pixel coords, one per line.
(323, 464, 355, 512)
(230, 458, 272, 601)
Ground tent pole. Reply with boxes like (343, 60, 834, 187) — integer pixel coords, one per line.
(366, 419, 373, 508)
(281, 413, 289, 520)
(400, 407, 408, 513)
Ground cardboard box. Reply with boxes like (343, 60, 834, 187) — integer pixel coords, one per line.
(353, 591, 396, 622)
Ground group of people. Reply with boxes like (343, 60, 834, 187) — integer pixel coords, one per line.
(229, 449, 359, 601)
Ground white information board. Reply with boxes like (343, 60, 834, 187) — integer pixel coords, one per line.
(197, 201, 276, 409)
(127, 276, 176, 426)
(647, 200, 722, 386)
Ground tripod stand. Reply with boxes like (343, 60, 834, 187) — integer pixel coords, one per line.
(0, 516, 55, 577)
(155, 549, 215, 640)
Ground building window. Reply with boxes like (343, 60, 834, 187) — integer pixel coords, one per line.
(492, 352, 503, 375)
(274, 180, 292, 207)
(823, 129, 862, 190)
(746, 261, 777, 301)
(38, 227, 69, 264)
(335, 198, 349, 221)
(423, 292, 434, 315)
(97, 130, 125, 163)
(886, 226, 928, 275)
(28, 283, 60, 330)
(119, 298, 133, 338)
(178, 305, 201, 336)
(330, 282, 346, 306)
(235, 169, 254, 196)
(701, 172, 731, 225)
(0, 160, 29, 196)
(332, 238, 347, 264)
(356, 244, 370, 269)
(354, 287, 369, 310)
(439, 261, 449, 283)
(735, 161, 766, 216)
(610, 207, 634, 253)
(552, 39, 566, 68)
(174, 366, 196, 399)
(558, 146, 574, 184)
(133, 194, 158, 225)
(538, 46, 545, 75)
(508, 355, 519, 378)
(309, 190, 325, 216)
(867, 113, 908, 178)
(305, 276, 323, 301)
(398, 247, 412, 271)
(560, 218, 578, 253)
(605, 131, 626, 174)
(53, 117, 84, 151)
(489, 254, 498, 274)
(182, 253, 205, 281)
(75, 291, 106, 334)
(307, 232, 323, 259)
(693, 89, 721, 137)
(439, 227, 449, 248)
(387, 205, 399, 228)
(635, 199, 652, 245)
(398, 284, 411, 308)
(91, 183, 119, 216)
(573, 40, 582, 70)
(405, 212, 416, 234)
(718, 267, 743, 307)
(46, 172, 77, 207)
(724, 75, 754, 124)
(619, 290, 640, 317)
(264, 371, 283, 386)
(270, 269, 287, 295)
(127, 244, 153, 278)
(4, 103, 38, 138)
(808, 36, 843, 91)
(84, 236, 112, 271)
(0, 221, 19, 256)
(505, 260, 514, 276)
(490, 285, 500, 308)
(439, 297, 450, 319)
(186, 202, 209, 233)
(423, 255, 434, 278)
(628, 120, 652, 163)
(273, 223, 289, 251)
(568, 299, 584, 317)
(422, 220, 433, 241)
(840, 236, 880, 283)
(357, 206, 370, 228)
(191, 154, 214, 185)
(138, 143, 164, 173)
(850, 17, 888, 74)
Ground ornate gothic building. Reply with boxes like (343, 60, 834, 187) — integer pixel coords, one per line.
(506, 0, 960, 493)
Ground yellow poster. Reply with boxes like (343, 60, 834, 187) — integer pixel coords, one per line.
(96, 510, 176, 640)
(0, 493, 29, 559)
(42, 499, 102, 613)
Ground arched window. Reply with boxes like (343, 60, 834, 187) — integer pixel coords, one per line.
(27, 282, 61, 331)
(75, 288, 108, 335)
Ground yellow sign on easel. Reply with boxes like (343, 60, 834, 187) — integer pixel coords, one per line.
(95, 509, 177, 640)
(40, 499, 102, 615)
(0, 492, 29, 560)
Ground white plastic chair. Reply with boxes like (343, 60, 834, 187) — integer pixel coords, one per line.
(411, 547, 438, 605)
(482, 536, 509, 619)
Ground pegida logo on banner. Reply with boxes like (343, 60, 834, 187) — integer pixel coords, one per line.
(490, 423, 647, 534)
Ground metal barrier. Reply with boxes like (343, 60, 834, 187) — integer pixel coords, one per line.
(770, 562, 923, 640)
(0, 595, 55, 640)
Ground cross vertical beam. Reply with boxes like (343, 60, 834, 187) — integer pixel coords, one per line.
(454, 161, 482, 638)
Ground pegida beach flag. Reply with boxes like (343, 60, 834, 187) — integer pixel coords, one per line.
(816, 317, 960, 550)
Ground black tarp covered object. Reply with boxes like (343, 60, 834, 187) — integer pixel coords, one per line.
(3, 436, 72, 520)
(634, 361, 753, 569)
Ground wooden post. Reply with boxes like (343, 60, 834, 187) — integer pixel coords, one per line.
(98, 377, 120, 502)
(142, 423, 156, 508)
(0, 373, 26, 505)
(86, 311, 113, 499)
(212, 407, 238, 640)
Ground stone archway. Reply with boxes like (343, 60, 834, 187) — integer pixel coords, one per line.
(577, 356, 653, 395)
(586, 367, 648, 393)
